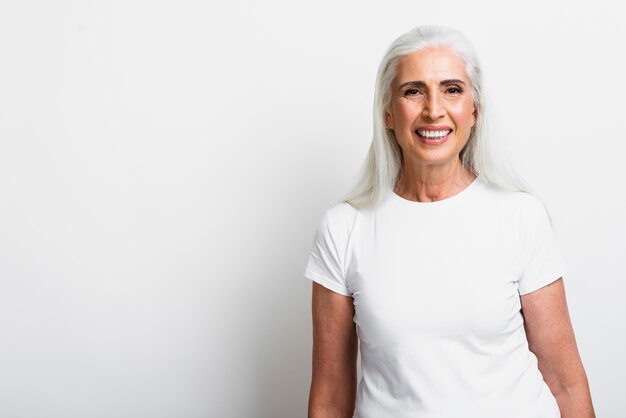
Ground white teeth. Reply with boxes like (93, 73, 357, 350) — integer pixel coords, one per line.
(417, 129, 451, 138)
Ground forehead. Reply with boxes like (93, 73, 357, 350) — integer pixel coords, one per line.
(393, 47, 469, 86)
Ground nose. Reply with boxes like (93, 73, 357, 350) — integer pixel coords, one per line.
(422, 92, 444, 120)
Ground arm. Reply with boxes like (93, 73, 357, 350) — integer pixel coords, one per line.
(308, 281, 358, 418)
(520, 277, 596, 418)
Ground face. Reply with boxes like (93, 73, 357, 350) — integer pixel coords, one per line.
(385, 46, 477, 169)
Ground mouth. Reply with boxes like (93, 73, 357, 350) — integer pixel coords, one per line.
(415, 129, 452, 144)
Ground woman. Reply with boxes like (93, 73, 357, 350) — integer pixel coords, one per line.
(303, 25, 596, 418)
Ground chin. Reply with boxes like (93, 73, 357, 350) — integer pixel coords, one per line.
(413, 152, 462, 167)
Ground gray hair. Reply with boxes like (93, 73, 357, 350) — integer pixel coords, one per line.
(342, 25, 531, 209)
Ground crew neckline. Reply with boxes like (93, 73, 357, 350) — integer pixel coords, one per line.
(388, 175, 483, 208)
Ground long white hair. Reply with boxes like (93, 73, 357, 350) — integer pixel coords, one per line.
(342, 25, 531, 209)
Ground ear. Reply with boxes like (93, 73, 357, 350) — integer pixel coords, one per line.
(384, 108, 394, 129)
(471, 105, 477, 128)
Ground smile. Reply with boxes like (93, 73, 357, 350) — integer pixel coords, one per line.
(415, 129, 452, 145)
(416, 129, 452, 138)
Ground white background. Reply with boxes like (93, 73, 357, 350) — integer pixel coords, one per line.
(0, 1, 624, 417)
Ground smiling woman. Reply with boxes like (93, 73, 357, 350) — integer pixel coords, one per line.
(385, 47, 477, 195)
(303, 25, 596, 418)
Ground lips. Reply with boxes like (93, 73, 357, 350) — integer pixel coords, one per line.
(414, 127, 452, 145)
(415, 129, 452, 138)
(416, 125, 453, 131)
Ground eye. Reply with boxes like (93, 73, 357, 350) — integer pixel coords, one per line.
(404, 88, 422, 96)
(446, 86, 463, 94)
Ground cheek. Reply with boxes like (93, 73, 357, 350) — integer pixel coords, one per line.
(450, 101, 476, 129)
(394, 102, 417, 126)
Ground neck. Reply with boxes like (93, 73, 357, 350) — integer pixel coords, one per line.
(394, 160, 476, 203)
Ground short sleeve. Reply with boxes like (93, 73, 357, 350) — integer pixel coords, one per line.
(517, 196, 568, 295)
(302, 208, 352, 297)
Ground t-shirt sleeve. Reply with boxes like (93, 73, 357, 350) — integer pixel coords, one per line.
(302, 208, 352, 297)
(517, 196, 568, 295)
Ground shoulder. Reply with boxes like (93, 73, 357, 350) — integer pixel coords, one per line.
(501, 190, 555, 235)
(325, 201, 358, 220)
(321, 201, 359, 236)
(481, 180, 546, 214)
(475, 181, 553, 229)
(511, 191, 550, 221)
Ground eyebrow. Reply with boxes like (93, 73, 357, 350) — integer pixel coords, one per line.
(398, 79, 466, 90)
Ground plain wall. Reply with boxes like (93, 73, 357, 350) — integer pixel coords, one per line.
(0, 0, 623, 417)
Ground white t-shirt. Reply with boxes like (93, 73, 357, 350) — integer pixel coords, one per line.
(303, 175, 567, 418)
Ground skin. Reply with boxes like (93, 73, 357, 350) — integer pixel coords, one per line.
(521, 278, 596, 417)
(308, 283, 357, 418)
(308, 46, 596, 417)
(385, 46, 477, 201)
